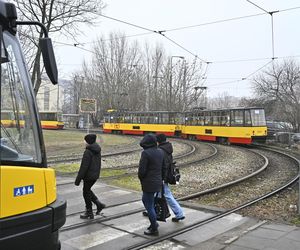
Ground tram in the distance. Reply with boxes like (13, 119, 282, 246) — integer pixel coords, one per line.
(0, 2, 66, 250)
(103, 107, 267, 145)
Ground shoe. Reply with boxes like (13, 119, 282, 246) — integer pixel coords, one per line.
(80, 209, 94, 219)
(172, 216, 185, 222)
(144, 229, 159, 236)
(142, 211, 148, 217)
(94, 200, 106, 215)
(147, 223, 159, 230)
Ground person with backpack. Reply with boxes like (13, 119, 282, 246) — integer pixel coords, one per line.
(138, 134, 165, 236)
(156, 134, 185, 222)
(75, 134, 106, 219)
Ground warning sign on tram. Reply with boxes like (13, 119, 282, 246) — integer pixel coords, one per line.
(80, 98, 97, 113)
(14, 185, 34, 197)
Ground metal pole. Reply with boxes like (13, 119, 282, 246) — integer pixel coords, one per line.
(87, 113, 90, 134)
(57, 84, 59, 111)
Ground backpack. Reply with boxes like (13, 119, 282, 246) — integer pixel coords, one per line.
(166, 161, 181, 185)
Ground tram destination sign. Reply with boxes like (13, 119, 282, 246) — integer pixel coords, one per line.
(80, 98, 97, 113)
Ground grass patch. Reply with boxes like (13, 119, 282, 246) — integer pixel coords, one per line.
(52, 163, 79, 173)
(43, 130, 135, 156)
(107, 175, 141, 192)
(290, 216, 300, 226)
(52, 164, 128, 178)
(100, 169, 127, 177)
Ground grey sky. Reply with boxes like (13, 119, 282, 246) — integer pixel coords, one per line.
(54, 0, 300, 98)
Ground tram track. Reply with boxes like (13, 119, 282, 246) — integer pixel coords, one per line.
(125, 147, 300, 250)
(61, 146, 300, 250)
(59, 144, 299, 250)
(56, 139, 200, 185)
(59, 144, 266, 234)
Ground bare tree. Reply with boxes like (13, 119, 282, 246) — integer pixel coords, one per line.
(252, 59, 300, 131)
(209, 92, 240, 109)
(15, 0, 105, 95)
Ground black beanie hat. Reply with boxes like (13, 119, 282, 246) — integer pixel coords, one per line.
(84, 134, 97, 144)
(156, 134, 167, 143)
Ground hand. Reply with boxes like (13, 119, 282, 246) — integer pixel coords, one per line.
(75, 180, 80, 186)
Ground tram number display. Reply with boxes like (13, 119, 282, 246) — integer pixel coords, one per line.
(80, 98, 97, 113)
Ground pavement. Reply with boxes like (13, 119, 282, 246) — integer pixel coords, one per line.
(57, 176, 300, 250)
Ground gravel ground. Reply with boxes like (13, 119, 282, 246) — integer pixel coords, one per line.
(173, 144, 266, 197)
(177, 146, 300, 225)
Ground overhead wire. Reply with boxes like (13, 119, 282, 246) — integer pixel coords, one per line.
(47, 4, 300, 86)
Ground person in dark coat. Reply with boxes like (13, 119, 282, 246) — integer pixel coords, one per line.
(156, 134, 185, 222)
(138, 134, 165, 236)
(75, 134, 105, 219)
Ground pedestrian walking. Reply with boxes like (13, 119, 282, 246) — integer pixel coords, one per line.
(156, 134, 185, 222)
(75, 134, 106, 219)
(138, 134, 166, 236)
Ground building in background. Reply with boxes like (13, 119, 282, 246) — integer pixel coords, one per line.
(36, 76, 70, 112)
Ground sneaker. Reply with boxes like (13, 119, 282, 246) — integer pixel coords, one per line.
(142, 211, 148, 217)
(144, 229, 159, 236)
(172, 216, 185, 222)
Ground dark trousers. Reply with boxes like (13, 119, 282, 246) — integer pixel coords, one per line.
(83, 179, 98, 209)
(142, 191, 158, 231)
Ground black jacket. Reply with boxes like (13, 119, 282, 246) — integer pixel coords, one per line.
(138, 134, 165, 192)
(158, 141, 173, 183)
(75, 143, 101, 185)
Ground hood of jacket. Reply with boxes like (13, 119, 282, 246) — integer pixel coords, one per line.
(86, 143, 101, 154)
(158, 141, 173, 154)
(139, 134, 157, 149)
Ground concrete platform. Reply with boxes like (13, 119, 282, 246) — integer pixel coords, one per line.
(57, 177, 300, 250)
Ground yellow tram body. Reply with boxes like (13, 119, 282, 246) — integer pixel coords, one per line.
(0, 166, 56, 218)
(103, 123, 182, 136)
(181, 125, 267, 144)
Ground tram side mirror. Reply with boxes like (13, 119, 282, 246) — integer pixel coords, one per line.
(39, 37, 58, 84)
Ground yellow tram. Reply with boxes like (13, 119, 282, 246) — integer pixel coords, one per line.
(103, 107, 267, 145)
(103, 110, 183, 136)
(39, 111, 64, 130)
(1, 111, 64, 130)
(182, 107, 267, 144)
(0, 2, 66, 250)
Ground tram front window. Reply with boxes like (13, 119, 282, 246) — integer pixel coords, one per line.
(251, 109, 266, 127)
(0, 31, 41, 164)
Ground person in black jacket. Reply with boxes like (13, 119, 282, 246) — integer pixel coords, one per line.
(156, 134, 185, 222)
(75, 134, 105, 219)
(138, 134, 165, 236)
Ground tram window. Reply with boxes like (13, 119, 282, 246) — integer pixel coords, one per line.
(40, 112, 56, 121)
(185, 116, 192, 125)
(169, 113, 175, 124)
(251, 109, 266, 126)
(245, 110, 252, 126)
(156, 113, 162, 124)
(196, 111, 204, 125)
(220, 111, 229, 126)
(212, 111, 220, 126)
(132, 115, 139, 124)
(231, 110, 244, 126)
(204, 112, 213, 125)
(148, 114, 155, 124)
(124, 115, 131, 123)
(140, 114, 146, 124)
(161, 113, 168, 124)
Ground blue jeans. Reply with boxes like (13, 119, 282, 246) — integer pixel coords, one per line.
(163, 183, 184, 219)
(142, 191, 158, 231)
